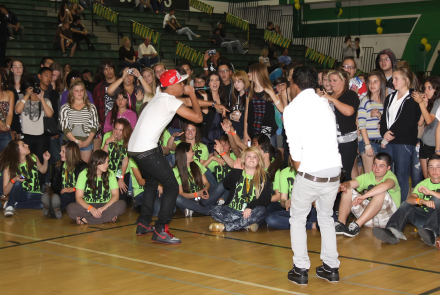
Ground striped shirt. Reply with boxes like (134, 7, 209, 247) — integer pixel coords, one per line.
(60, 103, 99, 141)
(358, 96, 383, 141)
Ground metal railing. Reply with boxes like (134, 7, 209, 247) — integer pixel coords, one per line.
(225, 13, 250, 44)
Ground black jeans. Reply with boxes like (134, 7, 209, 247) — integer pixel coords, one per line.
(72, 33, 92, 48)
(386, 198, 440, 235)
(338, 139, 358, 182)
(132, 150, 179, 232)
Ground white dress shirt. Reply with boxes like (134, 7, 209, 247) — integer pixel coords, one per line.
(283, 88, 342, 173)
(137, 43, 157, 58)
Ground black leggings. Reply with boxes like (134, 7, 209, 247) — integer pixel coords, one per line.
(22, 134, 50, 164)
(338, 140, 358, 182)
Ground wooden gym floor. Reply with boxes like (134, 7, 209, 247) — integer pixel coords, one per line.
(1, 208, 440, 295)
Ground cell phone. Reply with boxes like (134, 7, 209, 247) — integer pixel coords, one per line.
(207, 49, 216, 56)
(203, 190, 208, 196)
(247, 140, 251, 147)
(409, 88, 415, 95)
(319, 85, 323, 91)
(128, 69, 134, 75)
(20, 175, 25, 179)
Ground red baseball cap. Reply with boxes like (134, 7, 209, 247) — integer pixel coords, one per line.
(160, 69, 188, 87)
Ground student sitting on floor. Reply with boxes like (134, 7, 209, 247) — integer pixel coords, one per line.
(101, 118, 132, 202)
(66, 150, 126, 225)
(43, 141, 87, 219)
(336, 152, 401, 237)
(175, 142, 224, 217)
(373, 154, 440, 246)
(1, 141, 50, 216)
(209, 147, 272, 232)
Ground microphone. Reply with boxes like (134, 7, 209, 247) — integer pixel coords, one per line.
(194, 86, 210, 91)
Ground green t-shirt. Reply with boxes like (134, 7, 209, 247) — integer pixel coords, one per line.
(101, 132, 127, 172)
(172, 140, 209, 162)
(279, 167, 297, 199)
(207, 153, 237, 182)
(128, 158, 144, 197)
(413, 178, 440, 212)
(172, 161, 207, 193)
(159, 129, 171, 148)
(228, 171, 257, 211)
(19, 154, 41, 193)
(61, 162, 77, 189)
(356, 170, 401, 207)
(75, 169, 119, 203)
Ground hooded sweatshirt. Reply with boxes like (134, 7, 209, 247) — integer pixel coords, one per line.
(375, 48, 397, 90)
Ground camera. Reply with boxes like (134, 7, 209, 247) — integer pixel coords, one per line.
(207, 49, 216, 56)
(127, 69, 134, 75)
(24, 77, 41, 95)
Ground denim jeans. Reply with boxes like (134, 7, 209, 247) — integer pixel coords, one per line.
(151, 0, 164, 12)
(210, 205, 267, 231)
(131, 150, 179, 232)
(177, 27, 197, 40)
(379, 143, 415, 202)
(411, 142, 423, 188)
(221, 40, 244, 54)
(137, 3, 153, 13)
(46, 136, 62, 183)
(0, 131, 12, 153)
(139, 56, 159, 68)
(176, 180, 225, 215)
(267, 206, 318, 230)
(7, 181, 43, 209)
(386, 198, 440, 235)
(205, 169, 218, 188)
(7, 26, 25, 40)
(118, 60, 142, 72)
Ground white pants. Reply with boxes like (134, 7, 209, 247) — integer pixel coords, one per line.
(290, 174, 340, 269)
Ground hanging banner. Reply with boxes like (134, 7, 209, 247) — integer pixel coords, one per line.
(189, 0, 214, 15)
(93, 3, 118, 24)
(263, 30, 291, 48)
(175, 42, 204, 66)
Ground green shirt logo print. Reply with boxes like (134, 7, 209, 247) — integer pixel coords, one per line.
(108, 142, 124, 171)
(20, 164, 40, 192)
(194, 149, 202, 161)
(287, 177, 295, 198)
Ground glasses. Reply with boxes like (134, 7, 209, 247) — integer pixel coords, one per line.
(218, 70, 230, 74)
(342, 65, 355, 70)
(379, 58, 390, 62)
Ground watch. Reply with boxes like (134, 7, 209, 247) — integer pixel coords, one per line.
(212, 101, 217, 108)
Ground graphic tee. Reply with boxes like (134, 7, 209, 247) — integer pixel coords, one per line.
(128, 158, 144, 197)
(159, 129, 171, 149)
(279, 167, 297, 199)
(19, 154, 41, 193)
(173, 141, 209, 162)
(228, 171, 256, 211)
(75, 169, 119, 203)
(61, 162, 77, 189)
(173, 161, 207, 193)
(413, 178, 440, 212)
(207, 153, 237, 182)
(355, 170, 401, 207)
(101, 131, 127, 172)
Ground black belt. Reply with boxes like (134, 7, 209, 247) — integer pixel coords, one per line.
(130, 147, 161, 160)
(298, 172, 340, 183)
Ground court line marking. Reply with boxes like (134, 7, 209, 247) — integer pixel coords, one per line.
(0, 231, 307, 295)
(21, 246, 244, 295)
(419, 286, 440, 295)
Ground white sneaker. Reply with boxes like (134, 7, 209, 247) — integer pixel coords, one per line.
(217, 199, 225, 205)
(184, 209, 193, 217)
(4, 206, 14, 217)
(8, 37, 14, 40)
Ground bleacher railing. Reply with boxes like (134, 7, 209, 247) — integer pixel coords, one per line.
(225, 13, 249, 43)
(263, 30, 291, 48)
(174, 42, 204, 67)
(189, 0, 214, 15)
(93, 3, 119, 44)
(131, 21, 162, 61)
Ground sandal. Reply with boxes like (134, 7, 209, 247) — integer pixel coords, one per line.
(76, 216, 88, 225)
(111, 216, 118, 223)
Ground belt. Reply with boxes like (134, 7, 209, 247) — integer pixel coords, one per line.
(370, 139, 382, 144)
(130, 147, 161, 160)
(298, 172, 340, 183)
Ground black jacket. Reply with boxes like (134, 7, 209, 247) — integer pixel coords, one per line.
(50, 160, 87, 195)
(380, 91, 422, 145)
(223, 169, 272, 209)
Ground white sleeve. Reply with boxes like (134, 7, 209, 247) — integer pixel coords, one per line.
(167, 97, 183, 113)
(138, 44, 145, 56)
(436, 107, 440, 121)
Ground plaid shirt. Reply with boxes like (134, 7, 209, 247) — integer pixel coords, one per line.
(252, 93, 266, 134)
(93, 80, 113, 127)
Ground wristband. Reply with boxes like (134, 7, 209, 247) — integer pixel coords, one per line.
(138, 76, 143, 80)
(73, 188, 76, 192)
(10, 179, 15, 184)
(194, 192, 198, 199)
(436, 150, 440, 153)
(220, 152, 226, 156)
(231, 132, 236, 136)
(274, 100, 280, 105)
(20, 99, 26, 104)
(365, 144, 371, 148)
(87, 205, 93, 212)
(203, 67, 208, 71)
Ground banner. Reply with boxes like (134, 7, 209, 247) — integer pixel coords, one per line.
(305, 47, 336, 68)
(189, 0, 214, 15)
(263, 30, 291, 48)
(226, 13, 249, 31)
(93, 3, 118, 24)
(132, 22, 161, 50)
(69, 0, 79, 4)
(175, 42, 204, 66)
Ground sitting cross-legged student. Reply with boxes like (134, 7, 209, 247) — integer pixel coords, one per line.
(336, 152, 401, 237)
(0, 140, 50, 216)
(66, 150, 126, 225)
(209, 147, 272, 232)
(42, 142, 87, 219)
(101, 118, 132, 202)
(175, 142, 225, 217)
(373, 154, 440, 246)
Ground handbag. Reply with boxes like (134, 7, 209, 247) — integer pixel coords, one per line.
(37, 101, 59, 136)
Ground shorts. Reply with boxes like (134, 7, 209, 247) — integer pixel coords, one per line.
(419, 141, 435, 159)
(79, 142, 94, 151)
(350, 189, 398, 228)
(359, 140, 381, 155)
(53, 39, 76, 50)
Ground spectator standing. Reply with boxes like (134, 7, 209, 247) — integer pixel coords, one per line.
(53, 20, 76, 57)
(50, 62, 65, 94)
(354, 37, 363, 70)
(265, 22, 276, 48)
(217, 60, 233, 104)
(375, 48, 397, 90)
(138, 37, 159, 68)
(103, 90, 137, 133)
(60, 70, 94, 105)
(69, 16, 96, 51)
(81, 69, 93, 92)
(57, 2, 72, 25)
(7, 59, 27, 138)
(0, 5, 24, 40)
(118, 37, 142, 71)
(0, 72, 14, 152)
(342, 35, 355, 59)
(178, 61, 194, 86)
(141, 67, 156, 95)
(278, 48, 292, 65)
(0, 11, 7, 68)
(230, 71, 249, 139)
(151, 0, 164, 13)
(69, 3, 84, 19)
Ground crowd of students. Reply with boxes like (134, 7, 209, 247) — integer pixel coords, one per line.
(0, 44, 439, 249)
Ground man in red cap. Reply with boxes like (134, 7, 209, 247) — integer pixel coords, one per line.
(128, 69, 227, 244)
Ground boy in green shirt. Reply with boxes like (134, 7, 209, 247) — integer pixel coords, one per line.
(336, 153, 400, 237)
(374, 154, 440, 246)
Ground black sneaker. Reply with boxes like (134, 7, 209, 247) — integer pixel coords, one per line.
(316, 263, 339, 282)
(152, 224, 181, 245)
(344, 221, 360, 237)
(372, 227, 399, 244)
(287, 265, 308, 285)
(334, 221, 347, 235)
(136, 223, 154, 236)
(417, 228, 436, 246)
